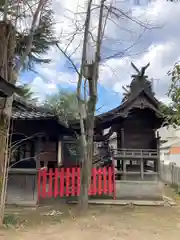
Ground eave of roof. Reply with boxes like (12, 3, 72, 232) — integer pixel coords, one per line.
(12, 95, 75, 135)
(0, 76, 23, 97)
(12, 94, 56, 119)
(96, 88, 163, 122)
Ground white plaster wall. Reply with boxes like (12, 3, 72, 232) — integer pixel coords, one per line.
(160, 148, 170, 165)
(158, 125, 176, 141)
(168, 154, 180, 167)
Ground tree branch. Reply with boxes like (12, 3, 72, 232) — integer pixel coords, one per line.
(56, 43, 80, 76)
(16, 0, 48, 73)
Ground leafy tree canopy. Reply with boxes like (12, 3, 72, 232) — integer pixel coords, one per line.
(162, 63, 180, 125)
(0, 0, 58, 72)
(44, 89, 81, 162)
(17, 83, 37, 103)
(44, 90, 79, 125)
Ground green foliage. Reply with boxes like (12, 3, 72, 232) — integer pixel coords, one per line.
(18, 83, 37, 103)
(3, 214, 20, 226)
(167, 63, 180, 125)
(15, 6, 58, 71)
(159, 102, 174, 116)
(0, 0, 5, 7)
(44, 90, 82, 164)
(0, 0, 58, 71)
(44, 90, 79, 125)
(159, 102, 175, 125)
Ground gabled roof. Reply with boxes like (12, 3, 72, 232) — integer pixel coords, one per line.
(96, 89, 163, 123)
(70, 64, 165, 130)
(96, 64, 164, 124)
(69, 87, 164, 131)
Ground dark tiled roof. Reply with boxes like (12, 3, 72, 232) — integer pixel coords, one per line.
(11, 95, 76, 136)
(12, 109, 54, 120)
(12, 95, 55, 120)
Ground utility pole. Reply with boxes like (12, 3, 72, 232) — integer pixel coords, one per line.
(150, 77, 160, 92)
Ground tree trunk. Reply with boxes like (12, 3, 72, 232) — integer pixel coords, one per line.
(78, 102, 89, 210)
(77, 0, 105, 211)
(0, 21, 16, 225)
(77, 0, 93, 211)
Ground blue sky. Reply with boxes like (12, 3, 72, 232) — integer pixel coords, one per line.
(20, 0, 180, 113)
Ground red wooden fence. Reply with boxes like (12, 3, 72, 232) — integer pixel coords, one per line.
(38, 165, 116, 200)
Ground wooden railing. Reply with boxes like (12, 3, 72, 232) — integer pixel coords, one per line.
(112, 148, 158, 159)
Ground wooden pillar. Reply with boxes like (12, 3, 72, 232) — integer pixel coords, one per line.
(117, 132, 121, 171)
(57, 138, 62, 166)
(156, 131, 161, 178)
(120, 128, 125, 148)
(35, 135, 43, 169)
(121, 128, 125, 179)
(33, 135, 43, 206)
(140, 158, 144, 180)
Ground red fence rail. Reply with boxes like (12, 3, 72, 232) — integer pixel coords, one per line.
(38, 165, 116, 200)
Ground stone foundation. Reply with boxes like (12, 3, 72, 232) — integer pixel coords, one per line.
(115, 180, 163, 200)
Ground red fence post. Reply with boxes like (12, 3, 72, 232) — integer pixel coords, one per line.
(92, 168, 97, 195)
(112, 158, 116, 200)
(71, 167, 76, 196)
(77, 167, 81, 196)
(59, 168, 64, 197)
(54, 168, 59, 198)
(98, 169, 102, 195)
(48, 169, 53, 197)
(66, 168, 70, 197)
(103, 167, 107, 195)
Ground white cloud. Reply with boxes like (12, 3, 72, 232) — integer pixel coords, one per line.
(30, 77, 58, 102)
(25, 0, 180, 106)
(99, 0, 180, 104)
(99, 40, 180, 103)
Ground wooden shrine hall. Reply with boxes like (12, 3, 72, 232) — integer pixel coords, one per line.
(92, 63, 165, 182)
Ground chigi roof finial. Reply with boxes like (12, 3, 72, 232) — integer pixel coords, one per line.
(131, 62, 150, 78)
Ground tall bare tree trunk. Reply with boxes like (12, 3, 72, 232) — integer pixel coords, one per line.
(77, 0, 93, 210)
(0, 1, 47, 224)
(0, 21, 16, 224)
(77, 0, 105, 211)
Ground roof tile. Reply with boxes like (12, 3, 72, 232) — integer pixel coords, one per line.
(12, 109, 54, 120)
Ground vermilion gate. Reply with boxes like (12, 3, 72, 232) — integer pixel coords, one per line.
(38, 165, 116, 200)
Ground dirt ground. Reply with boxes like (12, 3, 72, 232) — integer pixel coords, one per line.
(0, 204, 180, 240)
(1, 187, 180, 240)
